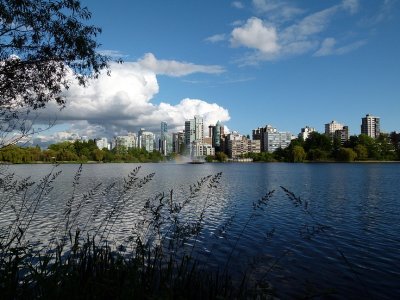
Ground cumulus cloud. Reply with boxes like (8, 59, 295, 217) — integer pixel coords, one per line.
(137, 53, 224, 77)
(231, 17, 279, 54)
(35, 55, 230, 141)
(228, 0, 368, 64)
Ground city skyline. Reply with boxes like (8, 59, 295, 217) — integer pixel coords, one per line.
(32, 0, 400, 145)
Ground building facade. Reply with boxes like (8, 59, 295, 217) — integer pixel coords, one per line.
(253, 125, 292, 153)
(208, 121, 224, 151)
(140, 131, 155, 152)
(114, 133, 137, 150)
(191, 141, 215, 158)
(184, 115, 205, 154)
(299, 126, 316, 140)
(325, 120, 349, 144)
(361, 114, 380, 138)
(172, 131, 185, 154)
(159, 121, 172, 155)
(225, 132, 261, 158)
(95, 137, 109, 150)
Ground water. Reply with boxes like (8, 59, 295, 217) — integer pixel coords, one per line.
(1, 162, 399, 299)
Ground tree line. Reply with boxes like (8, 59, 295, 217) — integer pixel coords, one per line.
(0, 140, 164, 163)
(241, 132, 400, 162)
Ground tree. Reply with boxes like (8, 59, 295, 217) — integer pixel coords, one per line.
(336, 148, 357, 162)
(304, 132, 332, 153)
(0, 0, 110, 147)
(354, 144, 368, 160)
(290, 145, 306, 162)
(215, 152, 227, 162)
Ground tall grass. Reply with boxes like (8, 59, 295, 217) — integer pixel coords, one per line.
(1, 165, 271, 299)
(0, 164, 364, 299)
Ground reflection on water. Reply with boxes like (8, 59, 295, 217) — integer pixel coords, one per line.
(1, 162, 400, 299)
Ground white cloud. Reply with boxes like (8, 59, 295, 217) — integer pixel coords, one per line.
(252, 0, 304, 22)
(281, 6, 340, 42)
(230, 17, 279, 54)
(313, 37, 337, 57)
(314, 37, 367, 56)
(137, 53, 225, 77)
(232, 1, 244, 9)
(36, 55, 230, 140)
(204, 34, 227, 43)
(229, 1, 368, 64)
(342, 0, 359, 15)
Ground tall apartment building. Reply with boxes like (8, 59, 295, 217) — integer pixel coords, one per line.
(114, 133, 137, 150)
(325, 120, 349, 144)
(95, 137, 109, 150)
(299, 126, 316, 140)
(140, 131, 155, 152)
(361, 114, 380, 138)
(172, 131, 185, 154)
(208, 121, 224, 151)
(253, 125, 292, 153)
(325, 120, 344, 135)
(185, 115, 204, 145)
(184, 115, 204, 156)
(159, 121, 172, 155)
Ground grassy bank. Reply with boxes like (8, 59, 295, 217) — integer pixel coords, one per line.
(0, 166, 278, 299)
(1, 164, 372, 299)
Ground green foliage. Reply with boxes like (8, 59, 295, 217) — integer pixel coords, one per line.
(0, 0, 110, 110)
(0, 140, 164, 163)
(205, 152, 227, 162)
(215, 151, 228, 162)
(304, 132, 333, 153)
(354, 144, 368, 160)
(270, 132, 400, 162)
(241, 151, 275, 162)
(205, 155, 214, 162)
(290, 145, 306, 162)
(336, 148, 357, 162)
(307, 149, 329, 161)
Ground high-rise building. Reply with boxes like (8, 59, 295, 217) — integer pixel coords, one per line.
(361, 114, 380, 138)
(114, 133, 137, 150)
(325, 120, 344, 136)
(172, 131, 185, 154)
(334, 126, 349, 144)
(95, 137, 109, 150)
(184, 115, 204, 148)
(140, 131, 155, 152)
(159, 121, 171, 155)
(253, 125, 292, 153)
(299, 126, 316, 140)
(209, 121, 223, 151)
(325, 120, 349, 144)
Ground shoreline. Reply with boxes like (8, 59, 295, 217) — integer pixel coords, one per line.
(2, 160, 400, 165)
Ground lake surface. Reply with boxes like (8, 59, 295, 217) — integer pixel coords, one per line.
(1, 162, 399, 299)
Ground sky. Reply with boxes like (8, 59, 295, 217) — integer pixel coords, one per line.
(33, 0, 400, 144)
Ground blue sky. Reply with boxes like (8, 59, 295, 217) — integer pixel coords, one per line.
(36, 0, 400, 143)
